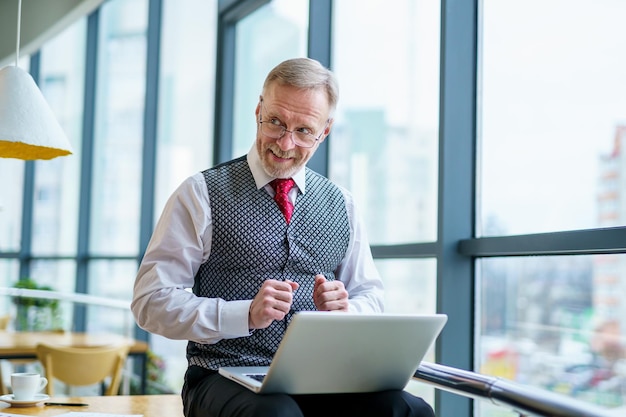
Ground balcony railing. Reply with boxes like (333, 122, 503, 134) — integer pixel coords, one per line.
(415, 362, 622, 417)
(3, 287, 622, 414)
(0, 286, 134, 336)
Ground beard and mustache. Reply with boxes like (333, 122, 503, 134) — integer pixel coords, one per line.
(257, 141, 309, 179)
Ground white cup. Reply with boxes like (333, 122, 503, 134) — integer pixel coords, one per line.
(11, 373, 48, 401)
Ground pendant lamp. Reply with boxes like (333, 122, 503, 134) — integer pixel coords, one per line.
(0, 0, 73, 160)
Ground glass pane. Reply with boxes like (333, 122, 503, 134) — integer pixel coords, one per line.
(33, 19, 86, 255)
(0, 260, 20, 323)
(477, 255, 626, 416)
(154, 0, 216, 218)
(90, 0, 148, 254)
(0, 159, 24, 251)
(29, 260, 77, 330)
(480, 1, 626, 236)
(376, 259, 437, 315)
(150, 0, 218, 393)
(376, 258, 437, 408)
(331, 0, 440, 245)
(30, 259, 77, 293)
(231, 0, 309, 157)
(87, 260, 138, 335)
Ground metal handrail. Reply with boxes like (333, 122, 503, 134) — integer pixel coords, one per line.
(414, 362, 621, 417)
(0, 286, 133, 337)
(0, 287, 130, 309)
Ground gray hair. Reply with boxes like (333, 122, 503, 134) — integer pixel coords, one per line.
(262, 57, 339, 112)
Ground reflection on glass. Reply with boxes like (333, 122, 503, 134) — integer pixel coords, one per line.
(376, 258, 437, 406)
(232, 0, 309, 158)
(155, 0, 216, 217)
(0, 260, 20, 318)
(331, 0, 440, 245)
(90, 0, 148, 254)
(87, 260, 138, 335)
(376, 258, 437, 315)
(478, 255, 626, 415)
(480, 0, 626, 236)
(29, 260, 77, 330)
(33, 19, 86, 255)
(0, 160, 24, 251)
(30, 259, 77, 293)
(150, 0, 218, 393)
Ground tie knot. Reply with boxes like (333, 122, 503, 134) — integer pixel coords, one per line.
(270, 178, 295, 195)
(270, 178, 296, 224)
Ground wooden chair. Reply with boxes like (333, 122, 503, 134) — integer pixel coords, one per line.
(0, 315, 9, 330)
(36, 342, 130, 396)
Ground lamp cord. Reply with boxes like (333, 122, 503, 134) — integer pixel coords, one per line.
(16, 0, 22, 66)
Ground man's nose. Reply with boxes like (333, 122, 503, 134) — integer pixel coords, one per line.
(276, 130, 297, 150)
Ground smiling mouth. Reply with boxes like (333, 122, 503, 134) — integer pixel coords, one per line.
(270, 149, 292, 161)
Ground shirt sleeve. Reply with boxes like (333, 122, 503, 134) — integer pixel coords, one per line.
(131, 173, 252, 344)
(335, 188, 385, 314)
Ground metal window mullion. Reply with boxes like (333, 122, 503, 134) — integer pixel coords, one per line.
(134, 0, 163, 347)
(306, 0, 332, 176)
(138, 0, 162, 259)
(213, 17, 236, 165)
(214, 0, 269, 165)
(436, 1, 479, 417)
(74, 9, 100, 331)
(459, 226, 626, 257)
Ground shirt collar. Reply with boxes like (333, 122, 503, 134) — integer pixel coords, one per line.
(247, 145, 306, 193)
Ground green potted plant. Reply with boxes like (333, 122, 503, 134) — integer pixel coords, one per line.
(11, 278, 62, 331)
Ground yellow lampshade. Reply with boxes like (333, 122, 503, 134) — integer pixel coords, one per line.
(0, 65, 73, 160)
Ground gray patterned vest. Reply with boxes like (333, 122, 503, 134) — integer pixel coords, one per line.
(187, 156, 350, 370)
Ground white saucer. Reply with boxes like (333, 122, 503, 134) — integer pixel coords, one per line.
(0, 393, 50, 407)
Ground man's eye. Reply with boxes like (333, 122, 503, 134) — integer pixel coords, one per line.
(270, 118, 282, 126)
(297, 127, 313, 135)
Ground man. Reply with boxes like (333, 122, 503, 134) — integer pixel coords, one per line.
(131, 57, 434, 417)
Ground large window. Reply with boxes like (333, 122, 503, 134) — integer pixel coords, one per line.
(331, 0, 440, 246)
(0, 0, 218, 392)
(477, 1, 626, 415)
(90, 0, 148, 256)
(33, 20, 86, 256)
(480, 0, 626, 236)
(330, 0, 441, 407)
(151, 0, 218, 390)
(231, 0, 309, 157)
(2, 0, 625, 414)
(154, 0, 216, 216)
(0, 19, 85, 316)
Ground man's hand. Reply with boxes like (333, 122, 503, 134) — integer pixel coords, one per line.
(249, 279, 299, 329)
(313, 274, 349, 311)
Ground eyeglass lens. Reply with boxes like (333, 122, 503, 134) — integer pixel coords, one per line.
(261, 123, 317, 147)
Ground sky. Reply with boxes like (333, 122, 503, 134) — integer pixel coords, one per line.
(479, 0, 626, 234)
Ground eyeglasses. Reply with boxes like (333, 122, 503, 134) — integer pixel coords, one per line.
(258, 100, 328, 148)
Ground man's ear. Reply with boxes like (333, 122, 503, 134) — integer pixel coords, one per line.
(319, 118, 334, 143)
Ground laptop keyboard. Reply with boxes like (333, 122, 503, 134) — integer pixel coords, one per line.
(245, 373, 266, 383)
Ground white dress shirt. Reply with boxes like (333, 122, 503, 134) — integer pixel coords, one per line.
(131, 146, 384, 344)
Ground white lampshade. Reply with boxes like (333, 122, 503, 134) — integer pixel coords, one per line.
(0, 65, 73, 160)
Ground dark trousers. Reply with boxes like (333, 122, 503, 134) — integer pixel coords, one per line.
(182, 366, 435, 417)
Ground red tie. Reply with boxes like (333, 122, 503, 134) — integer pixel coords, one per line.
(270, 178, 295, 224)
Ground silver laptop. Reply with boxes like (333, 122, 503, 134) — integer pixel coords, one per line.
(218, 311, 447, 394)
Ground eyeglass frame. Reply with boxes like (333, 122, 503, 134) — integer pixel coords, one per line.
(257, 98, 330, 148)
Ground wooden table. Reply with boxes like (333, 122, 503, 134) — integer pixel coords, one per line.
(0, 331, 149, 394)
(0, 395, 183, 416)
